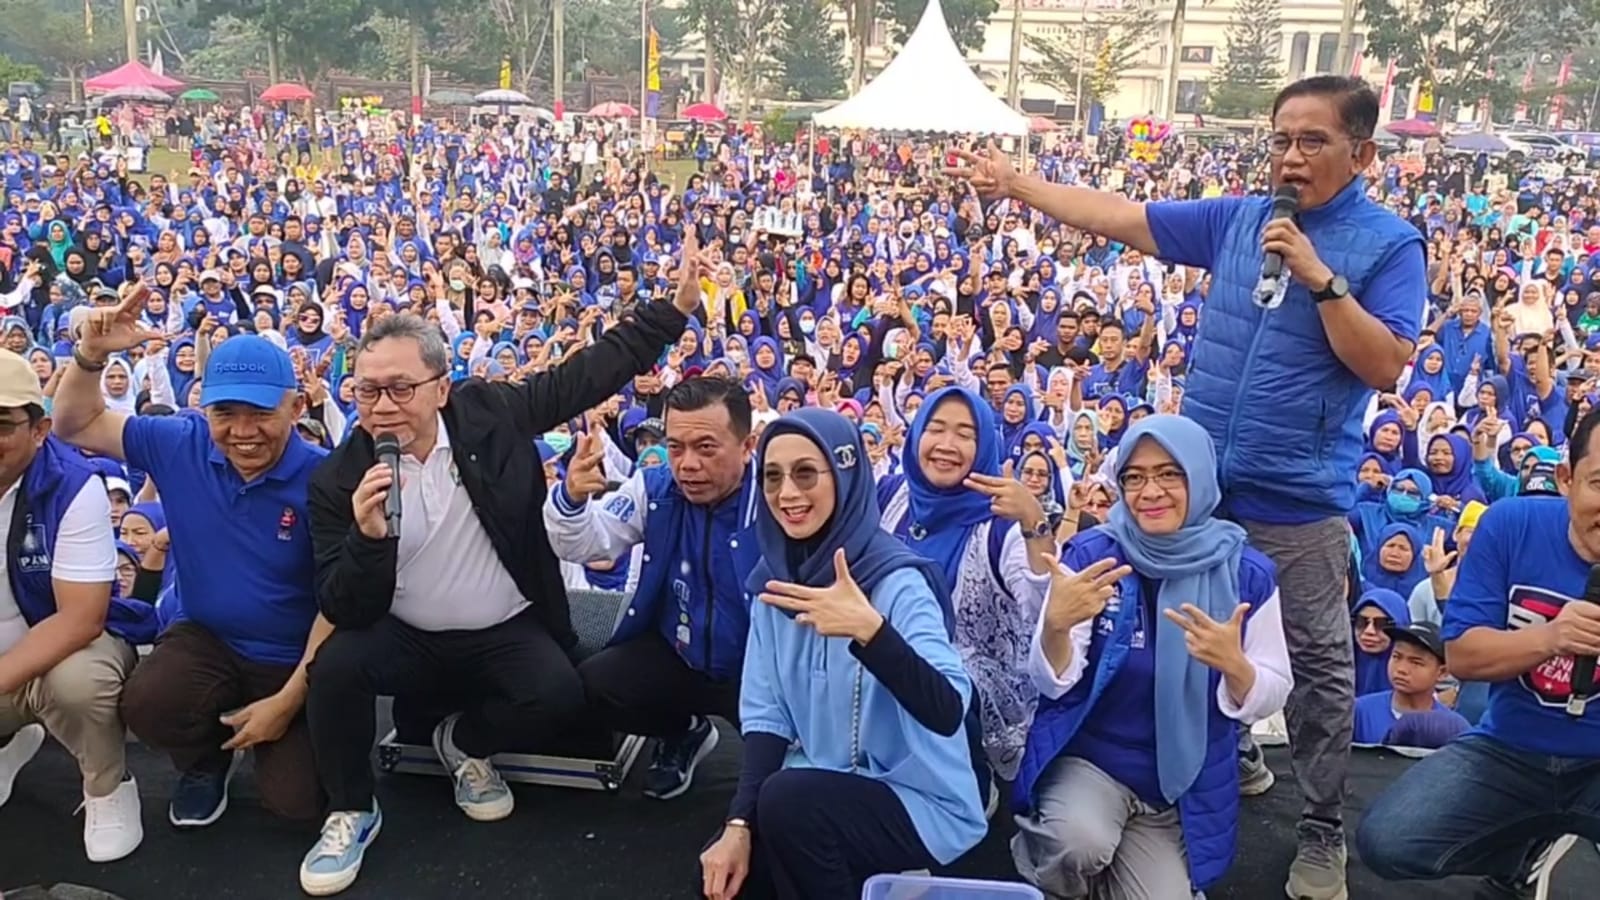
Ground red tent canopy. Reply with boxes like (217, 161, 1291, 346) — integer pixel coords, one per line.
(260, 83, 314, 103)
(84, 61, 184, 94)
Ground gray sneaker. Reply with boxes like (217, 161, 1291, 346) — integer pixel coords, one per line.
(432, 713, 514, 822)
(1285, 818, 1348, 900)
(1238, 739, 1276, 797)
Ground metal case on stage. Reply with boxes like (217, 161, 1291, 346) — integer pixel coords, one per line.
(375, 590, 645, 792)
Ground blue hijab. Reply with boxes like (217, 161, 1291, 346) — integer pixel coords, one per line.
(1101, 414, 1247, 804)
(902, 387, 1001, 598)
(746, 407, 954, 635)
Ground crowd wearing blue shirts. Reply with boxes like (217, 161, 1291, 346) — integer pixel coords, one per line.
(3, 70, 1600, 900)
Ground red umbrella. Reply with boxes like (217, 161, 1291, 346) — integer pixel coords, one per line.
(84, 60, 183, 94)
(681, 102, 727, 122)
(587, 101, 638, 118)
(1029, 115, 1060, 133)
(1382, 117, 1440, 139)
(260, 83, 314, 103)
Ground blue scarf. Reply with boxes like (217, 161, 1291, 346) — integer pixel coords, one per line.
(1101, 415, 1246, 804)
(902, 387, 1001, 600)
(745, 408, 954, 635)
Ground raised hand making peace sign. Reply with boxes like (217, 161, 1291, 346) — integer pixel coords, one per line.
(564, 432, 608, 503)
(1162, 602, 1250, 673)
(964, 460, 1047, 530)
(759, 548, 885, 644)
(80, 283, 163, 362)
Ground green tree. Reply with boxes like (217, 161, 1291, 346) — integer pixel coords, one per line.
(0, 0, 123, 99)
(1360, 0, 1600, 114)
(1208, 0, 1280, 118)
(774, 0, 847, 100)
(877, 0, 998, 57)
(1023, 5, 1161, 107)
(0, 52, 44, 88)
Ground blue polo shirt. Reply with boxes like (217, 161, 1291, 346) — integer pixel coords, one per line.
(124, 412, 326, 666)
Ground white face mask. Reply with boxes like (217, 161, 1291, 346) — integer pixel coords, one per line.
(799, 318, 815, 335)
(449, 278, 467, 292)
(728, 348, 747, 364)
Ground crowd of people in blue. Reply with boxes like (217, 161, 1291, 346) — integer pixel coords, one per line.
(1, 72, 1599, 900)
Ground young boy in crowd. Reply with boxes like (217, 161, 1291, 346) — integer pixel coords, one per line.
(1352, 621, 1469, 748)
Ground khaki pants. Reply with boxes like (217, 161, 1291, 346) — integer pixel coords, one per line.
(0, 632, 138, 797)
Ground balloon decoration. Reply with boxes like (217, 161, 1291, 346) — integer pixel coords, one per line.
(1126, 116, 1171, 164)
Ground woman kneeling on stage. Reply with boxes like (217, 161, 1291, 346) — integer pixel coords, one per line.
(698, 407, 986, 899)
(1011, 415, 1293, 899)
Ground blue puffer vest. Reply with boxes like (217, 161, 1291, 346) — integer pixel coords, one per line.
(609, 464, 762, 682)
(10, 435, 155, 645)
(1185, 178, 1424, 522)
(1012, 530, 1279, 891)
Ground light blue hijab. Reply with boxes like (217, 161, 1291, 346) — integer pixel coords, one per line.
(1102, 414, 1246, 804)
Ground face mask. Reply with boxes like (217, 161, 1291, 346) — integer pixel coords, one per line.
(885, 343, 901, 360)
(800, 318, 815, 335)
(728, 349, 747, 364)
(449, 278, 467, 292)
(1386, 491, 1424, 516)
(543, 432, 573, 454)
(701, 216, 712, 226)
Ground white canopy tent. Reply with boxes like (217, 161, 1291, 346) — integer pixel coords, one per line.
(814, 0, 1029, 135)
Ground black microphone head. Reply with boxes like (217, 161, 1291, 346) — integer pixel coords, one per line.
(1586, 563, 1600, 599)
(373, 432, 401, 458)
(1271, 183, 1301, 213)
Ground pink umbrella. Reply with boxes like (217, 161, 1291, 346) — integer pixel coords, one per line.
(588, 101, 638, 118)
(260, 83, 315, 104)
(681, 102, 727, 122)
(84, 60, 184, 94)
(1029, 116, 1060, 133)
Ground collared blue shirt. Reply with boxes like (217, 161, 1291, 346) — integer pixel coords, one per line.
(124, 412, 326, 665)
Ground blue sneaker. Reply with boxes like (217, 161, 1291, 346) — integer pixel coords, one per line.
(643, 715, 719, 800)
(299, 805, 382, 896)
(432, 713, 514, 821)
(168, 750, 242, 828)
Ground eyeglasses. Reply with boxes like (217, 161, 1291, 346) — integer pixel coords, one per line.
(1118, 468, 1186, 493)
(1353, 615, 1394, 633)
(1264, 133, 1336, 157)
(352, 372, 446, 405)
(762, 463, 832, 493)
(0, 417, 32, 438)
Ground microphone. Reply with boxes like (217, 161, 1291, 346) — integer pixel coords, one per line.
(373, 433, 402, 540)
(1253, 184, 1301, 309)
(1567, 564, 1600, 716)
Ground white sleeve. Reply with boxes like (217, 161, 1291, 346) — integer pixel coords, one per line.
(0, 276, 37, 311)
(52, 480, 118, 583)
(1028, 610, 1093, 700)
(1215, 587, 1294, 724)
(542, 470, 648, 564)
(999, 522, 1053, 626)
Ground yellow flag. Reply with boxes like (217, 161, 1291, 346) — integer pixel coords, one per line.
(647, 28, 660, 92)
(499, 59, 512, 90)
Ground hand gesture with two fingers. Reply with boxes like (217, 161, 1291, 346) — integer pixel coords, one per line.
(759, 548, 885, 644)
(1163, 602, 1250, 672)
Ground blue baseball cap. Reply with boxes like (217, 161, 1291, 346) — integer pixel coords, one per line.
(199, 336, 298, 409)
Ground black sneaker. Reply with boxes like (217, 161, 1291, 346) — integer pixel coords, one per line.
(168, 750, 243, 828)
(642, 716, 719, 800)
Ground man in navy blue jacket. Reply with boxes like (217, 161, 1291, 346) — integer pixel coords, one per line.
(0, 348, 141, 862)
(950, 76, 1426, 900)
(545, 376, 760, 801)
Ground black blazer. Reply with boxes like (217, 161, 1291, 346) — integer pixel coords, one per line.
(307, 301, 689, 646)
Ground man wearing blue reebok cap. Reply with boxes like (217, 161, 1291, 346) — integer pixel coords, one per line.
(51, 287, 334, 832)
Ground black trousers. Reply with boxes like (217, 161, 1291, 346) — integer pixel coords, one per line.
(578, 634, 741, 738)
(306, 607, 584, 811)
(703, 769, 938, 899)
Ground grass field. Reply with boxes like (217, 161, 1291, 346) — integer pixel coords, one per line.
(145, 147, 703, 191)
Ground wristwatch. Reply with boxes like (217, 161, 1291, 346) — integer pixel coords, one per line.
(1312, 274, 1350, 304)
(1020, 518, 1053, 540)
(72, 343, 108, 372)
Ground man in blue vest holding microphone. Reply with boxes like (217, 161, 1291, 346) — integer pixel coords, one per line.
(949, 75, 1425, 900)
(0, 347, 144, 863)
(545, 376, 760, 801)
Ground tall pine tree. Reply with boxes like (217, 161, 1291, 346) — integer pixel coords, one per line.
(1209, 0, 1282, 118)
(775, 0, 848, 100)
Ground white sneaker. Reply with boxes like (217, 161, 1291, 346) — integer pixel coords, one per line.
(0, 723, 45, 808)
(82, 775, 144, 862)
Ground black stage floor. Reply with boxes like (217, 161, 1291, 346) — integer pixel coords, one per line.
(4, 719, 1596, 899)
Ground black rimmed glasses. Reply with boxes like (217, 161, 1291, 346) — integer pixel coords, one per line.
(1265, 133, 1332, 157)
(352, 372, 446, 405)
